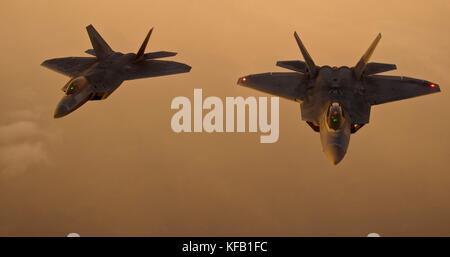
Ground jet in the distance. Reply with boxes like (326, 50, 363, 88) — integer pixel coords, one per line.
(238, 33, 441, 164)
(42, 25, 191, 118)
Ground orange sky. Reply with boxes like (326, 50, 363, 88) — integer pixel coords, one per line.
(0, 0, 449, 236)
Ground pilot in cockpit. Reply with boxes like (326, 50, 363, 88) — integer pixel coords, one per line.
(63, 77, 88, 95)
(327, 102, 344, 131)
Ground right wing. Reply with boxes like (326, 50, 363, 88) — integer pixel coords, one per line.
(41, 57, 97, 77)
(237, 72, 308, 101)
(365, 75, 440, 105)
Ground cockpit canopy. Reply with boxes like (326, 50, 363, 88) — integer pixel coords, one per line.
(327, 102, 345, 131)
(62, 76, 89, 95)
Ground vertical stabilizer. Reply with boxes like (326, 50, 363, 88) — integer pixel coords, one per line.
(354, 33, 382, 79)
(136, 28, 153, 61)
(135, 28, 154, 62)
(294, 32, 317, 77)
(86, 24, 113, 60)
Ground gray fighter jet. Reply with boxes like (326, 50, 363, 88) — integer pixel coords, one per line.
(42, 25, 191, 118)
(238, 33, 441, 164)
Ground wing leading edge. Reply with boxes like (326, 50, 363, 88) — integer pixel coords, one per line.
(237, 72, 308, 101)
(41, 57, 97, 77)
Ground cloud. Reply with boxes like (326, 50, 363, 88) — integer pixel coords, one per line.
(0, 141, 48, 176)
(0, 121, 43, 144)
(0, 110, 57, 177)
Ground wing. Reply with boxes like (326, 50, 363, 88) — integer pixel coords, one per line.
(124, 60, 191, 80)
(365, 75, 441, 105)
(237, 72, 308, 101)
(41, 57, 97, 77)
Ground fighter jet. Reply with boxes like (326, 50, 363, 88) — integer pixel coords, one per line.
(42, 25, 191, 118)
(237, 33, 441, 164)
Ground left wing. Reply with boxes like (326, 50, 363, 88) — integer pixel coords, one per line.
(365, 75, 440, 105)
(237, 72, 308, 101)
(124, 60, 191, 80)
(41, 57, 97, 77)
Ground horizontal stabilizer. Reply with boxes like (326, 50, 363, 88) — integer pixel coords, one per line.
(85, 49, 96, 56)
(364, 62, 397, 75)
(276, 60, 308, 73)
(143, 51, 177, 59)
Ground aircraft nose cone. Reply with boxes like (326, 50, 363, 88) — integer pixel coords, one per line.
(54, 103, 69, 119)
(325, 144, 346, 165)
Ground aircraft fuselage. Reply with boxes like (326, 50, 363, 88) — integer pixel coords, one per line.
(301, 66, 364, 164)
(43, 25, 191, 118)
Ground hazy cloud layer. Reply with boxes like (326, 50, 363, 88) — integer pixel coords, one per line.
(0, 0, 449, 236)
(0, 112, 56, 177)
